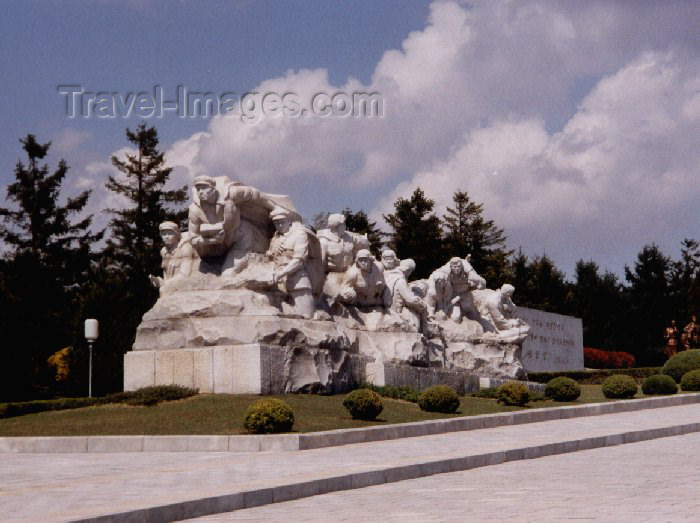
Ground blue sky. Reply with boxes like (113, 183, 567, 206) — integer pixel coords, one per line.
(1, 0, 699, 278)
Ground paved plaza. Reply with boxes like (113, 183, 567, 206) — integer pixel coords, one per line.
(2, 402, 700, 521)
(194, 432, 700, 522)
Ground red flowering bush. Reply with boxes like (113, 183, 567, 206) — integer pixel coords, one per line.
(584, 348, 635, 369)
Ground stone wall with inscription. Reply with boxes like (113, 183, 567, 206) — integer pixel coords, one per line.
(516, 307, 584, 372)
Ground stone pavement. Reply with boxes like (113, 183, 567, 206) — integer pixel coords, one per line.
(194, 432, 700, 522)
(2, 402, 700, 522)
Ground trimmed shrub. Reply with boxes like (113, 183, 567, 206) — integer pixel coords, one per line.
(680, 369, 700, 392)
(544, 377, 581, 402)
(641, 374, 677, 395)
(601, 375, 638, 399)
(496, 382, 530, 406)
(418, 385, 460, 413)
(662, 350, 700, 383)
(243, 399, 295, 434)
(343, 389, 384, 420)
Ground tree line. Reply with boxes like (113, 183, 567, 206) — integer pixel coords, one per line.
(1, 127, 698, 400)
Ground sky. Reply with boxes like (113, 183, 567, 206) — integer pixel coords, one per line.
(1, 0, 698, 279)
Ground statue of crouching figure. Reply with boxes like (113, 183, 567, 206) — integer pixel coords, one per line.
(266, 207, 323, 319)
(317, 213, 369, 300)
(337, 249, 387, 308)
(473, 284, 530, 340)
(427, 256, 485, 323)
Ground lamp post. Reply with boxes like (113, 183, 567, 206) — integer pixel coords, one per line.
(84, 319, 99, 398)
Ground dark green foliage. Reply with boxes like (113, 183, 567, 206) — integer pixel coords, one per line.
(89, 124, 188, 396)
(0, 135, 101, 400)
(623, 244, 674, 365)
(243, 398, 295, 434)
(418, 385, 460, 413)
(361, 384, 420, 403)
(528, 368, 661, 385)
(569, 260, 626, 349)
(105, 123, 187, 278)
(343, 389, 384, 420)
(470, 387, 500, 399)
(342, 208, 384, 257)
(0, 385, 198, 418)
(601, 375, 638, 399)
(680, 369, 700, 392)
(544, 377, 581, 402)
(662, 350, 700, 383)
(383, 187, 444, 279)
(641, 374, 678, 395)
(0, 397, 97, 418)
(102, 385, 198, 406)
(509, 252, 569, 314)
(670, 239, 700, 327)
(441, 191, 512, 288)
(496, 382, 530, 406)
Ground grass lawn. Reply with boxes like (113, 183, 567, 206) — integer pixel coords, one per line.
(0, 385, 669, 437)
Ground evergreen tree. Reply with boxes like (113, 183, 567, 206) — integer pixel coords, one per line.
(105, 123, 187, 281)
(568, 260, 625, 349)
(442, 190, 511, 287)
(508, 252, 569, 314)
(0, 135, 101, 400)
(94, 124, 188, 394)
(383, 188, 443, 279)
(670, 238, 700, 322)
(342, 208, 384, 257)
(623, 244, 673, 364)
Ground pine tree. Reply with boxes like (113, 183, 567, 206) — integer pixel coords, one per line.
(507, 252, 569, 314)
(105, 123, 187, 281)
(671, 238, 700, 322)
(442, 190, 511, 287)
(383, 188, 443, 279)
(342, 208, 384, 256)
(623, 244, 673, 364)
(93, 124, 188, 395)
(568, 260, 624, 349)
(0, 134, 101, 400)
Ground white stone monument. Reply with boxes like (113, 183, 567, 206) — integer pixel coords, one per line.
(516, 307, 584, 372)
(123, 176, 534, 394)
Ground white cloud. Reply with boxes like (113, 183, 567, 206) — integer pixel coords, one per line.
(84, 0, 700, 274)
(377, 51, 700, 274)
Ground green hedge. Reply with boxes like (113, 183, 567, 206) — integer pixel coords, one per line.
(0, 385, 198, 419)
(528, 368, 661, 385)
(359, 384, 421, 403)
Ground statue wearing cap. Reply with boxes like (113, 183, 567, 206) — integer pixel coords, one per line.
(149, 221, 195, 287)
(317, 213, 370, 299)
(188, 175, 237, 260)
(338, 249, 387, 307)
(266, 207, 323, 319)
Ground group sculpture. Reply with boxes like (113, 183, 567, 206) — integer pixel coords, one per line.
(131, 176, 531, 392)
(665, 316, 700, 357)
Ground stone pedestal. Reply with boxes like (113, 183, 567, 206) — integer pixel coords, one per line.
(124, 344, 372, 394)
(125, 345, 277, 394)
